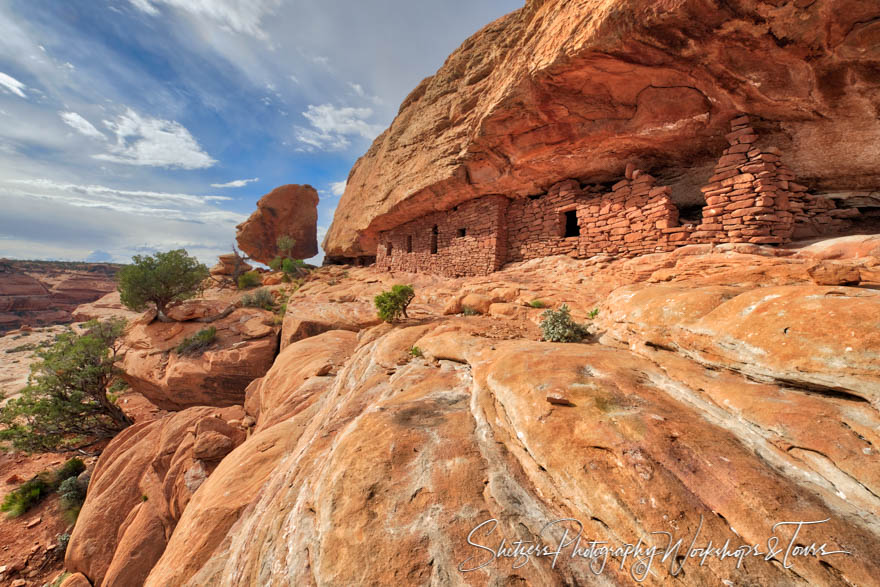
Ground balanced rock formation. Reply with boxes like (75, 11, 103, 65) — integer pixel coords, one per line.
(235, 185, 319, 264)
(324, 0, 880, 258)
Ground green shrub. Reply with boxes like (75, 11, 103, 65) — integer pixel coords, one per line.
(58, 475, 87, 524)
(461, 306, 478, 316)
(276, 235, 295, 257)
(410, 346, 423, 358)
(0, 320, 131, 452)
(528, 300, 547, 309)
(374, 285, 415, 323)
(55, 457, 85, 482)
(117, 249, 208, 319)
(268, 256, 283, 272)
(176, 327, 217, 356)
(1, 476, 51, 517)
(539, 304, 591, 343)
(237, 271, 261, 289)
(282, 257, 305, 276)
(242, 288, 274, 310)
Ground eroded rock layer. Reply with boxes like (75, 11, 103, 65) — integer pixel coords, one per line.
(325, 0, 880, 257)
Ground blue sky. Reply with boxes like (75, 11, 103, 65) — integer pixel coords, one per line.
(0, 0, 522, 264)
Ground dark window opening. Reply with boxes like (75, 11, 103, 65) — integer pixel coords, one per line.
(406, 235, 413, 253)
(457, 228, 466, 238)
(563, 210, 580, 238)
(430, 225, 438, 254)
(676, 204, 703, 225)
(386, 242, 392, 256)
(528, 194, 543, 201)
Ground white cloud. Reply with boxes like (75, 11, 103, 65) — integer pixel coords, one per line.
(94, 108, 216, 169)
(295, 104, 383, 152)
(211, 177, 259, 188)
(59, 111, 106, 140)
(0, 178, 246, 263)
(0, 71, 26, 98)
(6, 178, 235, 219)
(129, 0, 280, 39)
(128, 0, 160, 16)
(329, 180, 346, 196)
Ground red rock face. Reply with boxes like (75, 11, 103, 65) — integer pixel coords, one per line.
(64, 406, 247, 587)
(235, 184, 319, 264)
(324, 0, 880, 257)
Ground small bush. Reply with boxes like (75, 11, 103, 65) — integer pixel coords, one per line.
(268, 256, 283, 272)
(1, 476, 51, 517)
(276, 234, 295, 257)
(176, 327, 217, 356)
(461, 306, 478, 316)
(528, 300, 547, 309)
(237, 271, 261, 289)
(410, 346, 423, 358)
(242, 288, 274, 310)
(282, 257, 305, 276)
(540, 304, 591, 343)
(55, 458, 85, 483)
(1, 457, 87, 518)
(58, 476, 87, 524)
(374, 285, 415, 323)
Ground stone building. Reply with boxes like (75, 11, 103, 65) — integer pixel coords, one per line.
(376, 116, 855, 276)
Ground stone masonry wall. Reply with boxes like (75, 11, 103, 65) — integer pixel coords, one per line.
(376, 195, 507, 277)
(376, 115, 855, 276)
(507, 180, 599, 262)
(576, 169, 688, 257)
(691, 115, 795, 244)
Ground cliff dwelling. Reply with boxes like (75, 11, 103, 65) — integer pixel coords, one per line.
(377, 115, 857, 277)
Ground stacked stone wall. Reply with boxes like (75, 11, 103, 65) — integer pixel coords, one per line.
(376, 195, 507, 277)
(691, 115, 795, 244)
(376, 114, 856, 276)
(576, 169, 688, 257)
(507, 180, 597, 262)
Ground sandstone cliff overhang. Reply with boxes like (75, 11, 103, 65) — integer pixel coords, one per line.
(324, 0, 880, 257)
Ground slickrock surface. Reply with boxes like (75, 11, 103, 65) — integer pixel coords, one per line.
(235, 184, 319, 264)
(325, 0, 880, 257)
(65, 406, 247, 586)
(59, 235, 879, 585)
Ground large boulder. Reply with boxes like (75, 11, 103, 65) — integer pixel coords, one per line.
(119, 308, 279, 410)
(324, 0, 880, 256)
(65, 406, 246, 587)
(235, 185, 319, 264)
